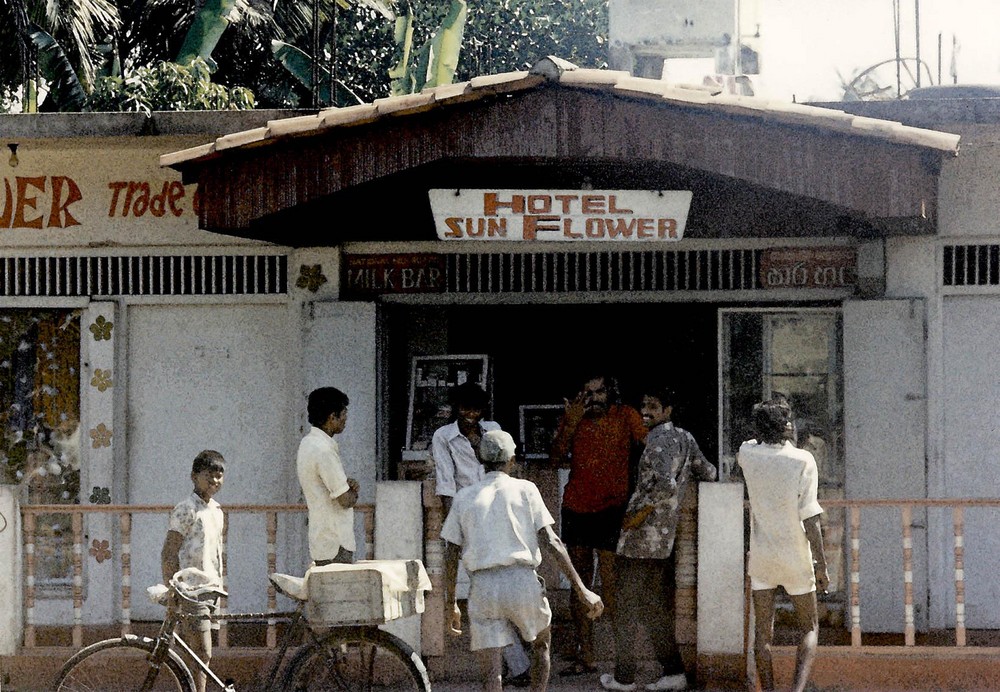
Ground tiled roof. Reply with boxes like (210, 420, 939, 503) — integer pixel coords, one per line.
(160, 56, 960, 171)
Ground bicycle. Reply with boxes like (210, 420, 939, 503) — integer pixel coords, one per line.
(52, 568, 432, 691)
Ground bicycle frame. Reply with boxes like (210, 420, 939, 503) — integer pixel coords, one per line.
(159, 601, 318, 691)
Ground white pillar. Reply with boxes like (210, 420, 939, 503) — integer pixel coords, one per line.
(375, 481, 424, 653)
(0, 485, 23, 654)
(697, 482, 745, 656)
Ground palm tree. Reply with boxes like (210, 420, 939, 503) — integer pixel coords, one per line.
(0, 0, 119, 110)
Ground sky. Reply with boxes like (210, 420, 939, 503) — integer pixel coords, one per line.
(751, 0, 1000, 101)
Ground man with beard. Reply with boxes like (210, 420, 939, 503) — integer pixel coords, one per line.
(550, 373, 647, 677)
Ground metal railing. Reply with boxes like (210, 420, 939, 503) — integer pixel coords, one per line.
(20, 503, 374, 650)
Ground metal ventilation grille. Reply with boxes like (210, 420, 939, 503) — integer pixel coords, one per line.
(445, 249, 762, 293)
(943, 244, 1000, 287)
(0, 255, 287, 297)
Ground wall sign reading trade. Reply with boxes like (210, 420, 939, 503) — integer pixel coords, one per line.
(429, 189, 692, 242)
(759, 247, 857, 289)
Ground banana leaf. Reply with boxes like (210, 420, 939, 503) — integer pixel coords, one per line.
(28, 25, 87, 112)
(388, 6, 415, 96)
(175, 0, 238, 71)
(410, 0, 466, 92)
(271, 40, 363, 107)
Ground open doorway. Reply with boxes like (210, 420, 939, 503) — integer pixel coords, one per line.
(385, 302, 720, 468)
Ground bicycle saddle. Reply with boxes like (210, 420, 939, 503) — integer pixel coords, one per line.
(269, 573, 307, 601)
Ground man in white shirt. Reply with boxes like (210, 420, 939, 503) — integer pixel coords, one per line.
(432, 382, 530, 685)
(442, 430, 604, 692)
(296, 387, 360, 565)
(737, 399, 829, 692)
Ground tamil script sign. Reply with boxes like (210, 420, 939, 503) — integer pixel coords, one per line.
(759, 247, 857, 289)
(429, 189, 692, 242)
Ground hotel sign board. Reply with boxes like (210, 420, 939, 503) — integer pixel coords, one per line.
(429, 189, 692, 242)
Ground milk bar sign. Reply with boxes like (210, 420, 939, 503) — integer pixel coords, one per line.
(342, 253, 445, 298)
(429, 189, 692, 242)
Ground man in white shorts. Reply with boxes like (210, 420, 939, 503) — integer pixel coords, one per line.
(737, 399, 829, 692)
(442, 429, 604, 691)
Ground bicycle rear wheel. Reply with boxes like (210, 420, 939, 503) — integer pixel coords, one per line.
(53, 636, 195, 692)
(283, 626, 431, 691)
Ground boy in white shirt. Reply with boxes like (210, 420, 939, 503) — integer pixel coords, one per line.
(161, 450, 226, 692)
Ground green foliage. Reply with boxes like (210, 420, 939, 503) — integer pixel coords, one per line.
(271, 39, 363, 106)
(85, 58, 255, 112)
(388, 5, 415, 95)
(458, 0, 609, 78)
(388, 0, 466, 95)
(28, 24, 88, 111)
(174, 0, 238, 70)
(338, 0, 608, 102)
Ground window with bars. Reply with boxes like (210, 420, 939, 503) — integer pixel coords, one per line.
(943, 244, 1000, 287)
(0, 255, 287, 297)
(443, 249, 763, 293)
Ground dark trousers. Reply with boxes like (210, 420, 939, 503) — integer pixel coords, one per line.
(612, 553, 685, 684)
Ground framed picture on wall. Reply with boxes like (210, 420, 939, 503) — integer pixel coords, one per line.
(518, 404, 565, 460)
(403, 354, 491, 461)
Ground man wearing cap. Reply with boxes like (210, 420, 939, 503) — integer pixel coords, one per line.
(442, 429, 605, 691)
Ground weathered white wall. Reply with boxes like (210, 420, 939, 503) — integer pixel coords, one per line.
(697, 481, 744, 657)
(844, 299, 927, 632)
(0, 485, 23, 654)
(124, 301, 297, 619)
(940, 296, 1000, 628)
(375, 481, 424, 652)
(937, 127, 1000, 238)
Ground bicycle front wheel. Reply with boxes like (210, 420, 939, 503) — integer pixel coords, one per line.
(53, 636, 196, 692)
(283, 626, 431, 691)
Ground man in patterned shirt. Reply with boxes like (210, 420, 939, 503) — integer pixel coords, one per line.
(601, 387, 716, 692)
(161, 449, 227, 692)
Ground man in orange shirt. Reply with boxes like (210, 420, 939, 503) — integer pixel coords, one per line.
(551, 373, 646, 676)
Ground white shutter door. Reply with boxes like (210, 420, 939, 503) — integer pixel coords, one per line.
(844, 299, 926, 632)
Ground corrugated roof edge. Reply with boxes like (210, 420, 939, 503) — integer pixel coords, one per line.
(158, 58, 960, 170)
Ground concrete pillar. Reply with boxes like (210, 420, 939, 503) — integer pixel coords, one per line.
(374, 480, 424, 653)
(0, 485, 23, 654)
(697, 481, 745, 688)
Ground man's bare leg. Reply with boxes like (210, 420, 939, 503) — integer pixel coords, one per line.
(788, 591, 820, 692)
(567, 545, 596, 667)
(476, 647, 504, 692)
(596, 549, 618, 618)
(751, 588, 777, 691)
(529, 627, 553, 692)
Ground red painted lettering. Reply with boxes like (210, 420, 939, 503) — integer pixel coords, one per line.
(0, 178, 11, 227)
(581, 195, 605, 214)
(482, 193, 524, 216)
(658, 218, 678, 239)
(608, 195, 633, 214)
(48, 176, 82, 228)
(13, 176, 46, 229)
(526, 195, 551, 214)
(523, 215, 560, 240)
(553, 194, 578, 213)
